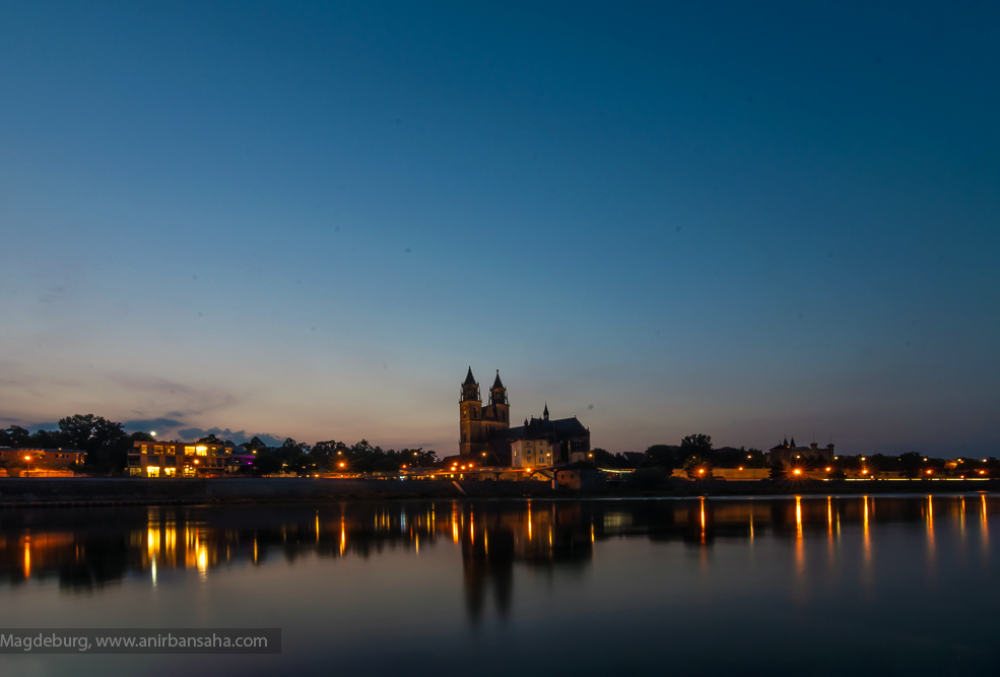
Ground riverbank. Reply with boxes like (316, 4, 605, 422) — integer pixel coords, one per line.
(0, 476, 997, 507)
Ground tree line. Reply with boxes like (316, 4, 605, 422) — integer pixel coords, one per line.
(0, 415, 440, 475)
(587, 434, 999, 481)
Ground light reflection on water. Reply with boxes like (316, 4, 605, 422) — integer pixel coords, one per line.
(1, 495, 999, 676)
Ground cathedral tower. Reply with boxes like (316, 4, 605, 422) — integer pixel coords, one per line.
(459, 367, 511, 458)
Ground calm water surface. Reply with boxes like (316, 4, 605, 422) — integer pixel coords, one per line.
(1, 495, 998, 676)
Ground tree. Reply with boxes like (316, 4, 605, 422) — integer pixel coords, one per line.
(59, 414, 124, 449)
(2, 426, 30, 447)
(680, 434, 713, 453)
(252, 453, 283, 476)
(29, 428, 68, 449)
(642, 444, 677, 468)
(683, 454, 713, 480)
(899, 452, 923, 478)
(58, 414, 129, 471)
(769, 461, 785, 480)
(245, 436, 269, 452)
(198, 434, 233, 446)
(591, 448, 618, 468)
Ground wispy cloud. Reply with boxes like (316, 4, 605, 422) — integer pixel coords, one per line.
(123, 418, 186, 433)
(177, 427, 284, 447)
(108, 373, 239, 418)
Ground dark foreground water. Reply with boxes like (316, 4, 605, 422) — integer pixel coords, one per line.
(0, 494, 997, 676)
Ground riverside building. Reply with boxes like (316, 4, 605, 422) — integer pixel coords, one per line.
(127, 441, 255, 477)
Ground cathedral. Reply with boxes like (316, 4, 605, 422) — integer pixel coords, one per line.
(459, 367, 510, 458)
(459, 367, 591, 467)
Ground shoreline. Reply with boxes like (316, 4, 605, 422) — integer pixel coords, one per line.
(0, 476, 996, 508)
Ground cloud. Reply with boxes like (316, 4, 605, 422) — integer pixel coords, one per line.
(177, 427, 284, 447)
(108, 373, 239, 418)
(123, 418, 186, 433)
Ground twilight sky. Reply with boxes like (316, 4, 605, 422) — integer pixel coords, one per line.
(1, 1, 998, 457)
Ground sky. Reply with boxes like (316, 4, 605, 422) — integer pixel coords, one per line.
(1, 1, 998, 457)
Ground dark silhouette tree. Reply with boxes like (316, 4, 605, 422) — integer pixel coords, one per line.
(680, 434, 712, 453)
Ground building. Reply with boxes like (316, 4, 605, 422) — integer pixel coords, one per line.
(553, 464, 607, 491)
(459, 368, 511, 459)
(0, 447, 86, 477)
(458, 368, 591, 468)
(127, 441, 255, 478)
(768, 438, 835, 466)
(509, 406, 591, 468)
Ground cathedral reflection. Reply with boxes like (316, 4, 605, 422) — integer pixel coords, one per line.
(0, 495, 995, 615)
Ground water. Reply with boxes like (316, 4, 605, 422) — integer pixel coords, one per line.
(0, 494, 997, 676)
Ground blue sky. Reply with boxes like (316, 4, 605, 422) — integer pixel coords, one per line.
(1, 1, 998, 456)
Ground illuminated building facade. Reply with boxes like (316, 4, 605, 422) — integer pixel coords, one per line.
(127, 441, 254, 478)
(0, 447, 86, 477)
(509, 405, 591, 468)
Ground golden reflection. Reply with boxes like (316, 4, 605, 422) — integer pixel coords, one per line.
(826, 496, 835, 566)
(197, 543, 208, 580)
(925, 495, 935, 568)
(960, 497, 966, 545)
(700, 497, 706, 545)
(165, 525, 176, 560)
(795, 496, 804, 577)
(982, 495, 989, 551)
(11, 498, 976, 596)
(827, 496, 833, 539)
(863, 496, 871, 565)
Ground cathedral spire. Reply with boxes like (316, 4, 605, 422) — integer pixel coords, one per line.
(489, 369, 508, 406)
(543, 402, 549, 421)
(461, 367, 480, 403)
